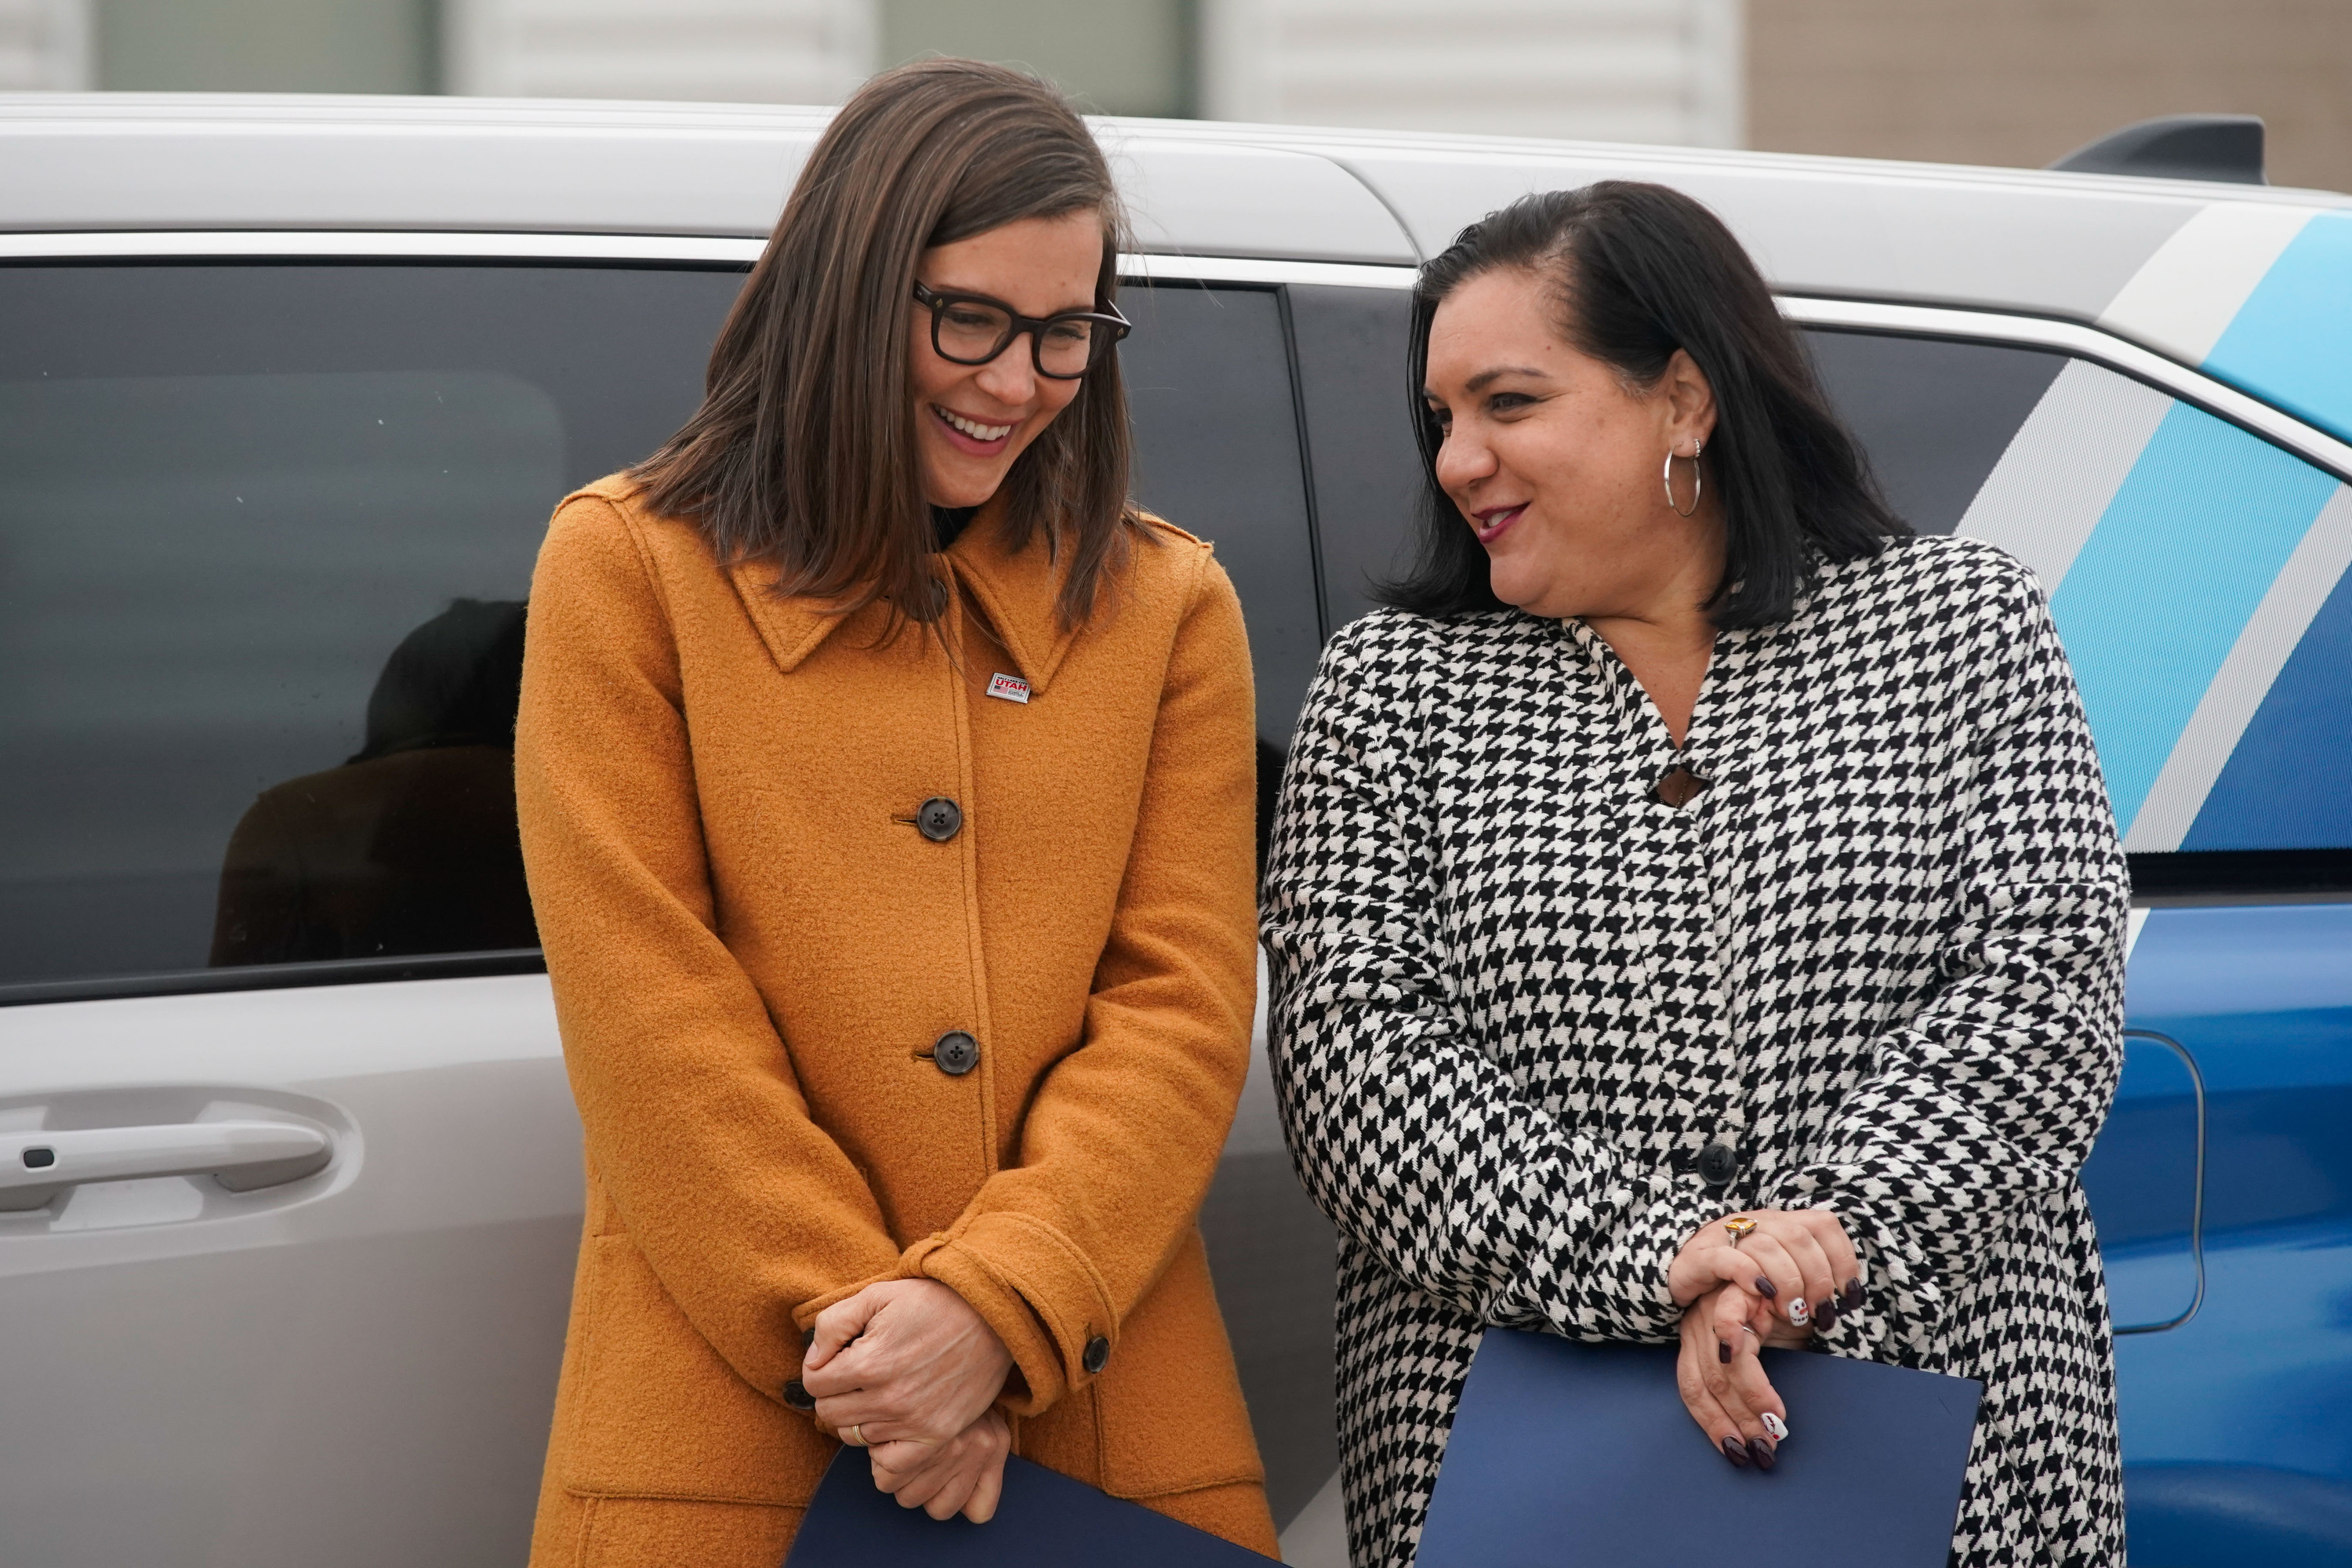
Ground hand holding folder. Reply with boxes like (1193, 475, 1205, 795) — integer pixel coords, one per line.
(1418, 1329, 1981, 1568)
(786, 1447, 1276, 1566)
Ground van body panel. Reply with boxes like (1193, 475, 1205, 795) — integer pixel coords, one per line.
(2, 96, 2348, 1566)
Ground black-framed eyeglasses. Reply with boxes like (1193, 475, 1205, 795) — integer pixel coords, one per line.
(912, 281, 1131, 379)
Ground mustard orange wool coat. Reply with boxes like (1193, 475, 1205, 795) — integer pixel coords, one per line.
(513, 477, 1276, 1565)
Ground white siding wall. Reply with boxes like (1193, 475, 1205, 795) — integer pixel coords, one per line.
(0, 0, 89, 89)
(1203, 0, 1744, 147)
(446, 0, 875, 103)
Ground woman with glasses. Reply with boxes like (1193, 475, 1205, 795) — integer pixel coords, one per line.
(515, 60, 1274, 1566)
(1267, 182, 2126, 1566)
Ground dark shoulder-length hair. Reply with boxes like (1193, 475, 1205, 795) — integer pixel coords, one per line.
(1385, 180, 1907, 628)
(631, 58, 1139, 630)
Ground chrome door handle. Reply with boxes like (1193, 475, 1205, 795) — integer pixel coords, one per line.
(0, 1121, 332, 1212)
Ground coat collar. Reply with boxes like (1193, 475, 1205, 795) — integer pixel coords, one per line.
(943, 496, 1086, 696)
(725, 494, 1083, 694)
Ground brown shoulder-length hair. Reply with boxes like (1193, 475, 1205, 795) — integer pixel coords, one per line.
(631, 58, 1139, 630)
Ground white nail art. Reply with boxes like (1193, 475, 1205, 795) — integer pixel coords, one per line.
(1789, 1298, 1809, 1324)
(1762, 1413, 1788, 1440)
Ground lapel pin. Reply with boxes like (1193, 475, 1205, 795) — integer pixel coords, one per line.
(986, 672, 1031, 704)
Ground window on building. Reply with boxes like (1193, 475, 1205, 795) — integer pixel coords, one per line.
(880, 0, 1194, 117)
(94, 0, 439, 93)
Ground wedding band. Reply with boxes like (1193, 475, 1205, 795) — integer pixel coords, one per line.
(844, 1423, 866, 1448)
(1722, 1216, 1758, 1244)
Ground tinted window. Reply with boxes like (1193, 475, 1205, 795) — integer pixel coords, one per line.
(1809, 333, 2352, 890)
(1119, 281, 1327, 875)
(1803, 330, 2066, 535)
(1120, 281, 1323, 743)
(0, 266, 1345, 997)
(0, 263, 745, 996)
(1286, 283, 1423, 632)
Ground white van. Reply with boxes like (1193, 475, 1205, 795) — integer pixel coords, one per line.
(2, 94, 2347, 1566)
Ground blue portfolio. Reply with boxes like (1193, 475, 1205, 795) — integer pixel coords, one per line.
(785, 1447, 1274, 1566)
(1419, 1328, 1982, 1568)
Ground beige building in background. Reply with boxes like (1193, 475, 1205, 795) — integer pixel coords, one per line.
(3, 0, 2347, 192)
(1201, 0, 1744, 147)
(1749, 0, 2352, 193)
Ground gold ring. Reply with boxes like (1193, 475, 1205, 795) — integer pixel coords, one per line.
(1722, 1216, 1758, 1244)
(844, 1423, 866, 1448)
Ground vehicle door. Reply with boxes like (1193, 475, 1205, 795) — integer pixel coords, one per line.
(0, 245, 745, 1568)
(1112, 270, 1348, 1553)
(1796, 314, 2352, 1563)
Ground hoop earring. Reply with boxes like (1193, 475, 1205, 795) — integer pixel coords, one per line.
(1662, 437, 1704, 517)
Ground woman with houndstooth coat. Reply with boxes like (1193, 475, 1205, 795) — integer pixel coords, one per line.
(1265, 182, 2128, 1567)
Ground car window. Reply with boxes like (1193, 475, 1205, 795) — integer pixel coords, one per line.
(1118, 280, 1325, 868)
(0, 264, 1335, 1000)
(1285, 282, 1425, 633)
(1801, 331, 2067, 537)
(1275, 306, 2352, 893)
(0, 263, 744, 997)
(1808, 332, 2352, 894)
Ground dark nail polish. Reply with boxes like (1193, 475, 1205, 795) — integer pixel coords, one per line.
(1753, 1276, 1777, 1299)
(1719, 1340, 1731, 1363)
(1842, 1279, 1863, 1308)
(1722, 1436, 1749, 1468)
(1748, 1437, 1777, 1471)
(1815, 1296, 1840, 1328)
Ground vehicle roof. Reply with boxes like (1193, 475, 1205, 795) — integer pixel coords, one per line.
(2, 93, 2347, 329)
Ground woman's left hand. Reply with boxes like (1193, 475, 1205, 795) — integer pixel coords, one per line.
(801, 1278, 1014, 1451)
(1668, 1206, 1860, 1339)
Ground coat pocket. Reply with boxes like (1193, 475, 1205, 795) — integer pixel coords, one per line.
(557, 1231, 832, 1505)
(1093, 1229, 1269, 1499)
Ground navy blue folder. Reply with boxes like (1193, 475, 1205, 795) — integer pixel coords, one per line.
(1419, 1328, 1982, 1568)
(785, 1447, 1275, 1566)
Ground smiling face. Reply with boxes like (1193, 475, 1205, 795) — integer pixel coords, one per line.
(909, 210, 1105, 510)
(1423, 265, 1722, 622)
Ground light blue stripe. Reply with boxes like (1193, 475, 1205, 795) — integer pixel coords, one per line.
(2206, 210, 2352, 445)
(2049, 401, 2338, 834)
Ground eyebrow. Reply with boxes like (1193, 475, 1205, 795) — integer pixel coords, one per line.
(1463, 365, 1552, 393)
(924, 281, 1101, 318)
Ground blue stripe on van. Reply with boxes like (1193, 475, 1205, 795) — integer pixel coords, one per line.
(2184, 554, 2352, 850)
(2049, 401, 2339, 835)
(2205, 211, 2352, 446)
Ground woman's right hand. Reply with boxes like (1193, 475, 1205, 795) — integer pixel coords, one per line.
(866, 1407, 1011, 1521)
(801, 1278, 1012, 1451)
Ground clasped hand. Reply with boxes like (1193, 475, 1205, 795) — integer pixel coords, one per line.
(800, 1278, 1014, 1520)
(1667, 1207, 1863, 1471)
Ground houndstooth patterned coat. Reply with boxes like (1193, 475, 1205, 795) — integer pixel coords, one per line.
(1264, 535, 2129, 1566)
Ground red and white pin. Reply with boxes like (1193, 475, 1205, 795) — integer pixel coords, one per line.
(986, 672, 1032, 704)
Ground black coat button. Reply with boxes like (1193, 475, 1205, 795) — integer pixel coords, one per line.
(933, 1031, 979, 1076)
(782, 1379, 815, 1411)
(1082, 1335, 1110, 1374)
(1697, 1142, 1740, 1189)
(916, 797, 963, 842)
